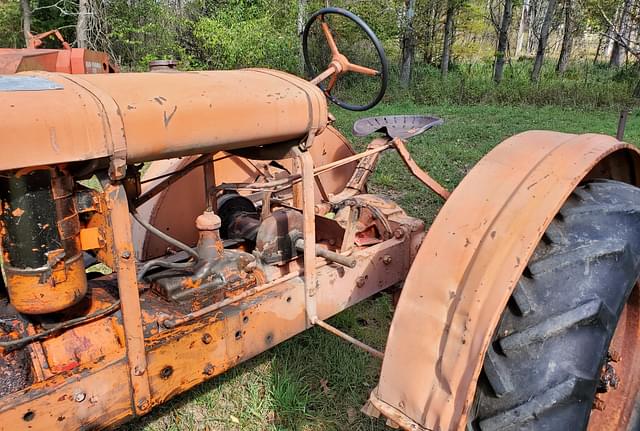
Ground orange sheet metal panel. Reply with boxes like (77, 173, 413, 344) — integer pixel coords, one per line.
(0, 69, 327, 171)
(371, 131, 640, 431)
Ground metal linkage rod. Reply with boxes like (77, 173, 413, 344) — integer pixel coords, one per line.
(312, 318, 384, 359)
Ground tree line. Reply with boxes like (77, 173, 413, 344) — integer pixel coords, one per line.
(0, 0, 638, 96)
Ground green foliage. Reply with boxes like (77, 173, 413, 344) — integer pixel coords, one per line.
(1, 0, 637, 105)
(384, 59, 640, 108)
(0, 0, 21, 47)
(31, 0, 76, 42)
(104, 0, 186, 70)
(192, 0, 298, 71)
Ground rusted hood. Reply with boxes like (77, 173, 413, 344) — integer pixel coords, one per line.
(0, 69, 327, 171)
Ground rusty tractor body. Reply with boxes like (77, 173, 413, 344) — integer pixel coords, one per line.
(0, 8, 639, 431)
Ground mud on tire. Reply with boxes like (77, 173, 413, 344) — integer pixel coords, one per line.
(470, 179, 640, 431)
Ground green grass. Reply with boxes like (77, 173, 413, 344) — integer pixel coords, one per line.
(334, 60, 640, 110)
(121, 103, 640, 431)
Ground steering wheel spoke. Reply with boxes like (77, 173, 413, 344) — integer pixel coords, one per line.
(320, 19, 340, 56)
(347, 63, 380, 77)
(303, 7, 388, 112)
(325, 73, 338, 94)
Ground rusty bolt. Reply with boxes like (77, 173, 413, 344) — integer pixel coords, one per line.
(593, 395, 606, 411)
(203, 363, 215, 376)
(393, 229, 404, 239)
(382, 255, 392, 265)
(74, 391, 86, 403)
(201, 333, 212, 344)
(609, 350, 622, 362)
(137, 398, 150, 411)
(356, 276, 366, 288)
(121, 250, 131, 259)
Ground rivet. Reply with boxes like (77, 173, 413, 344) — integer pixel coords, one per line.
(356, 276, 366, 288)
(121, 250, 131, 259)
(203, 363, 215, 376)
(74, 391, 86, 403)
(201, 333, 212, 344)
(609, 350, 622, 362)
(382, 255, 392, 265)
(593, 395, 606, 411)
(137, 398, 150, 411)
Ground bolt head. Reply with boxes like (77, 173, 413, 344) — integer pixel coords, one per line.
(203, 363, 215, 376)
(202, 333, 213, 344)
(609, 350, 622, 362)
(356, 276, 366, 288)
(74, 391, 86, 402)
(137, 398, 150, 411)
(121, 250, 131, 259)
(593, 396, 606, 411)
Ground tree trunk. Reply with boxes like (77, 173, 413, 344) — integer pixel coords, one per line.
(297, 0, 308, 75)
(605, 7, 619, 59)
(527, 0, 539, 55)
(515, 0, 529, 58)
(400, 0, 417, 87)
(531, 0, 558, 82)
(610, 0, 633, 67)
(424, 5, 439, 64)
(494, 0, 514, 82)
(441, 1, 455, 77)
(77, 0, 89, 48)
(556, 0, 573, 73)
(20, 0, 31, 47)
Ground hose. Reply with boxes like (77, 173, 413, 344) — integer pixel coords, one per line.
(130, 210, 199, 260)
(0, 300, 121, 352)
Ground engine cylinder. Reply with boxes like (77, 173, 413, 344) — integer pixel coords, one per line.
(0, 166, 87, 314)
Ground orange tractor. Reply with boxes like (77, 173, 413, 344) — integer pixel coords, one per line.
(0, 8, 638, 430)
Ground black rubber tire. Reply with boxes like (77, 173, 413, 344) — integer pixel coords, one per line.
(470, 179, 640, 431)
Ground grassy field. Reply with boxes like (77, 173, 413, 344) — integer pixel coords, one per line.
(122, 103, 640, 431)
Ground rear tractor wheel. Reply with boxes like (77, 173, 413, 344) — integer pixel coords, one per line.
(471, 179, 640, 431)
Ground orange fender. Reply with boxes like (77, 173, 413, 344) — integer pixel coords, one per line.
(369, 131, 640, 430)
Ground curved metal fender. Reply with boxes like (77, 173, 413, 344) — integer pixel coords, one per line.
(369, 131, 640, 430)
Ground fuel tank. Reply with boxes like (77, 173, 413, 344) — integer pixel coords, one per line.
(0, 69, 327, 171)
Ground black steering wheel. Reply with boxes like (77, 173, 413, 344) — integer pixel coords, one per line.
(302, 7, 388, 112)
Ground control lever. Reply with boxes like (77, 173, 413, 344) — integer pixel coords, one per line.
(295, 238, 357, 268)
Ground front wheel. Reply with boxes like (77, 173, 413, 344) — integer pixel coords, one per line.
(470, 179, 640, 430)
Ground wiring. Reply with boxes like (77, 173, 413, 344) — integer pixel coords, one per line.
(0, 300, 121, 352)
